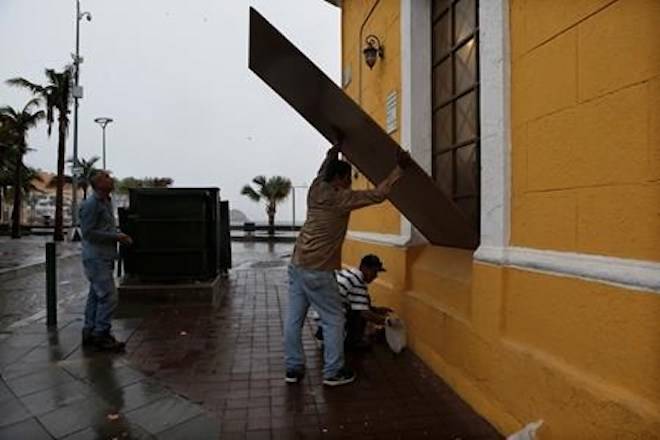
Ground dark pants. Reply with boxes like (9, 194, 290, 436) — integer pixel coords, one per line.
(315, 310, 367, 349)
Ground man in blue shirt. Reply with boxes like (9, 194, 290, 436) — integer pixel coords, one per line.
(79, 170, 132, 352)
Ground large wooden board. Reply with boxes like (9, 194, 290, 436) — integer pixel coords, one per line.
(248, 8, 478, 248)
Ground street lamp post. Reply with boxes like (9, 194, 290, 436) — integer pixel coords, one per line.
(94, 117, 113, 169)
(291, 185, 308, 230)
(70, 0, 92, 241)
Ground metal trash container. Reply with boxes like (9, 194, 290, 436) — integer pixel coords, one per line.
(120, 188, 224, 282)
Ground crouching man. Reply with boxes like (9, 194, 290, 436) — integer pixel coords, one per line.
(336, 254, 392, 350)
(315, 254, 392, 351)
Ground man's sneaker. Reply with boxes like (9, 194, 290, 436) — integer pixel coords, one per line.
(323, 367, 356, 387)
(93, 333, 126, 353)
(82, 329, 95, 347)
(285, 369, 305, 384)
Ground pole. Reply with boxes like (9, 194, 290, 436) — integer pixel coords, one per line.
(46, 242, 57, 327)
(292, 187, 296, 230)
(291, 185, 307, 231)
(102, 125, 106, 169)
(94, 118, 112, 168)
(71, 0, 81, 238)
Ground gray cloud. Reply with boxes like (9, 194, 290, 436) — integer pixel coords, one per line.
(0, 0, 340, 222)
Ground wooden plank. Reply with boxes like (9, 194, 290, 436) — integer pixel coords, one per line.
(248, 8, 478, 248)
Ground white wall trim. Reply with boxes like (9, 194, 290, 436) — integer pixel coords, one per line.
(475, 246, 660, 293)
(346, 230, 411, 247)
(478, 0, 511, 250)
(397, 0, 432, 246)
(401, 0, 432, 176)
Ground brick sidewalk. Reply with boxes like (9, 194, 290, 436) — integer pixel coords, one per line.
(0, 262, 502, 439)
(125, 268, 502, 440)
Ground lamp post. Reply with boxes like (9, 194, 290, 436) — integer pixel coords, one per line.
(291, 185, 308, 230)
(94, 117, 113, 169)
(70, 0, 92, 241)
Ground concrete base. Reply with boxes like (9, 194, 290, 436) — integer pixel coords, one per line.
(118, 274, 225, 302)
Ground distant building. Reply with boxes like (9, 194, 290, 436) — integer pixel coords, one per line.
(1, 171, 81, 225)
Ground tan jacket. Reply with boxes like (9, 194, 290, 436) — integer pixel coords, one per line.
(292, 155, 387, 271)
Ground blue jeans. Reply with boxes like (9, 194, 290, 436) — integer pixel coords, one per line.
(82, 258, 117, 336)
(285, 264, 346, 378)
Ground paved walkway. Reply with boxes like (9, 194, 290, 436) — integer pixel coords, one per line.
(0, 237, 80, 273)
(0, 241, 293, 332)
(0, 248, 501, 439)
(0, 258, 88, 330)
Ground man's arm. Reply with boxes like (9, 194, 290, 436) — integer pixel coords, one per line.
(360, 309, 388, 326)
(371, 305, 394, 314)
(335, 165, 404, 211)
(79, 201, 119, 244)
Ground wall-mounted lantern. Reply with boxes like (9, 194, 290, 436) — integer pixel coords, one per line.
(363, 35, 384, 69)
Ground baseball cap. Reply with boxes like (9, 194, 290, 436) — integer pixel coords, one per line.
(360, 254, 386, 272)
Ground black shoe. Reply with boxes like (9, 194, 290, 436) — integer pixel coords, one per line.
(323, 367, 356, 387)
(285, 369, 305, 384)
(82, 329, 95, 347)
(93, 333, 126, 353)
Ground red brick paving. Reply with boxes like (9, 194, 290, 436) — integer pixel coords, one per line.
(124, 268, 502, 439)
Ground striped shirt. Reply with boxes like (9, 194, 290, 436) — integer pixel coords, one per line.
(335, 268, 371, 311)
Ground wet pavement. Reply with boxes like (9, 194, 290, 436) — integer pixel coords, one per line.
(0, 257, 88, 330)
(0, 237, 81, 272)
(0, 242, 501, 439)
(0, 241, 294, 332)
(0, 236, 83, 329)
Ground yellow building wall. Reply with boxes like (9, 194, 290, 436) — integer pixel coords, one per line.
(341, 0, 660, 438)
(342, 0, 401, 235)
(511, 0, 660, 261)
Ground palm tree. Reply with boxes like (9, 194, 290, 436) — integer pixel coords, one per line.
(0, 99, 45, 238)
(79, 156, 100, 199)
(17, 166, 44, 196)
(66, 155, 99, 199)
(241, 175, 291, 236)
(8, 66, 74, 241)
(2, 165, 44, 220)
(0, 122, 11, 221)
(0, 156, 10, 224)
(0, 122, 11, 173)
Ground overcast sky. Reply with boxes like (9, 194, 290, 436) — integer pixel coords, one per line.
(0, 0, 340, 222)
